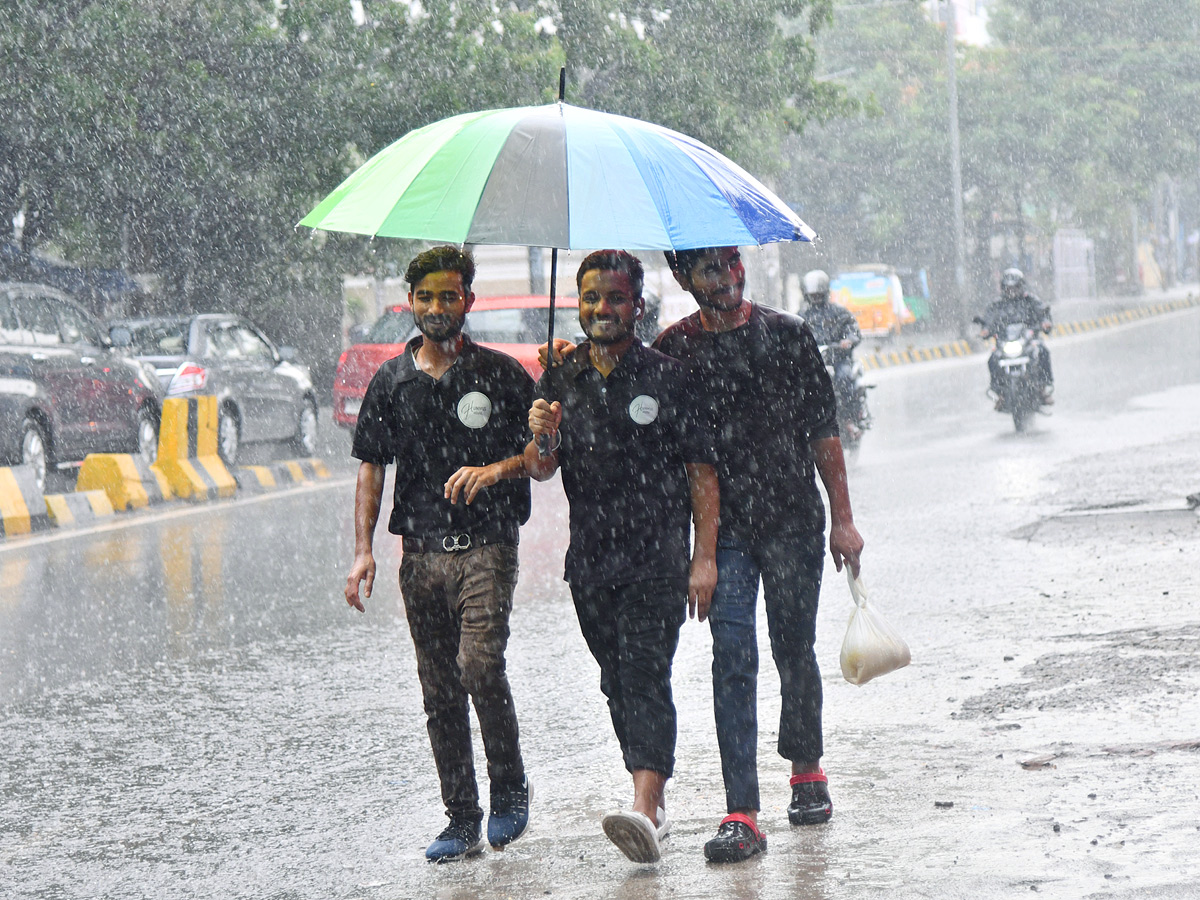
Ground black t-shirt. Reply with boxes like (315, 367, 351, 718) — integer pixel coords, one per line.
(653, 303, 838, 542)
(352, 336, 533, 538)
(981, 293, 1050, 333)
(537, 340, 717, 586)
(804, 302, 861, 353)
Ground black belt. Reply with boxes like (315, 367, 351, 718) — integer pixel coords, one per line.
(403, 528, 517, 554)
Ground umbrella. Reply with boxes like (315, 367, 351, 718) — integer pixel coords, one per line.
(300, 73, 816, 350)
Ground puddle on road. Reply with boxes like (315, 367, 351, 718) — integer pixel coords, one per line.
(957, 624, 1200, 721)
(1011, 504, 1200, 542)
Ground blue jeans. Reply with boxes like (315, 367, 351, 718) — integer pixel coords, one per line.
(709, 532, 825, 813)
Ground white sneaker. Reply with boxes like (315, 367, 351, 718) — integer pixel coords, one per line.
(601, 810, 662, 863)
(655, 807, 671, 842)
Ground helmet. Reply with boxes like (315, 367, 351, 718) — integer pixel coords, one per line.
(802, 269, 830, 302)
(1000, 268, 1025, 298)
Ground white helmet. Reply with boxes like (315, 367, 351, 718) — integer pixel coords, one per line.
(802, 269, 830, 301)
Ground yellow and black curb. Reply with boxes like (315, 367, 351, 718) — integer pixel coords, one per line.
(3, 395, 333, 541)
(44, 490, 115, 528)
(154, 396, 237, 502)
(77, 453, 170, 511)
(859, 294, 1200, 372)
(234, 458, 331, 494)
(0, 465, 53, 537)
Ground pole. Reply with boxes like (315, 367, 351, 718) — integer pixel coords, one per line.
(536, 67, 567, 457)
(945, 0, 967, 324)
(546, 66, 566, 361)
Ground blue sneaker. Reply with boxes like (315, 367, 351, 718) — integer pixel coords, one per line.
(487, 776, 532, 848)
(425, 818, 484, 863)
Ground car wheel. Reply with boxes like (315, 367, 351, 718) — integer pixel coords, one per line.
(19, 418, 49, 494)
(292, 399, 318, 457)
(136, 407, 159, 465)
(218, 407, 240, 466)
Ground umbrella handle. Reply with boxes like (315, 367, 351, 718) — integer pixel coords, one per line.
(535, 247, 560, 457)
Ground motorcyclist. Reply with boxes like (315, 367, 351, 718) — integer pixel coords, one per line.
(978, 268, 1054, 407)
(801, 269, 863, 431)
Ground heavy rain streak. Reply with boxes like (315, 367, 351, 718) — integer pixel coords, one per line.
(2, 2, 1199, 898)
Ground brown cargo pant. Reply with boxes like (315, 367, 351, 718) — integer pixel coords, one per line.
(399, 542, 524, 824)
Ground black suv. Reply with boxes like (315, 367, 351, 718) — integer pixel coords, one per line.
(1, 282, 161, 490)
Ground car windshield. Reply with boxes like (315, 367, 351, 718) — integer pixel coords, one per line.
(464, 307, 585, 344)
(365, 309, 416, 343)
(126, 321, 190, 356)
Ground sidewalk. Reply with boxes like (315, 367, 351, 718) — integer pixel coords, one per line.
(857, 282, 1200, 371)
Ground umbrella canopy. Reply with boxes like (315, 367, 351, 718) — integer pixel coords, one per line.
(300, 102, 815, 251)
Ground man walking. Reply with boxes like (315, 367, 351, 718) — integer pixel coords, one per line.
(656, 246, 865, 863)
(345, 245, 533, 863)
(525, 250, 719, 865)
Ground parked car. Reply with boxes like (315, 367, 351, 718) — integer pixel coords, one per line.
(1, 282, 161, 490)
(109, 314, 317, 465)
(333, 293, 662, 429)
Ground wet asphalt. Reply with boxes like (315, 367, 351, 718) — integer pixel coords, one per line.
(2, 305, 1199, 899)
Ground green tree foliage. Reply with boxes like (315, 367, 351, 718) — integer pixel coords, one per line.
(786, 0, 1200, 312)
(1, 0, 840, 389)
(780, 1, 950, 287)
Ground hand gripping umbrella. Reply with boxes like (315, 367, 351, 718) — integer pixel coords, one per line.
(300, 71, 816, 353)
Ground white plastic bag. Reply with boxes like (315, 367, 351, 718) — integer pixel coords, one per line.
(839, 568, 911, 685)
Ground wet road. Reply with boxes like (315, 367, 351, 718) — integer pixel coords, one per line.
(2, 307, 1199, 899)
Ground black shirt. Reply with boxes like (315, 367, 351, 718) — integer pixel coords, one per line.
(538, 340, 716, 586)
(352, 336, 533, 538)
(804, 301, 862, 363)
(654, 304, 838, 542)
(980, 292, 1050, 335)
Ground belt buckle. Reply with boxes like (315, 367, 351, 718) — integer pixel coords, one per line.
(442, 533, 471, 552)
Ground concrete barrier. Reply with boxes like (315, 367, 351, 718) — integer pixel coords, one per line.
(77, 453, 171, 511)
(0, 465, 53, 538)
(234, 458, 331, 495)
(152, 396, 236, 501)
(44, 490, 115, 528)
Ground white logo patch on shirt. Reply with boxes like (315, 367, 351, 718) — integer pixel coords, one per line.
(628, 394, 659, 425)
(457, 391, 493, 429)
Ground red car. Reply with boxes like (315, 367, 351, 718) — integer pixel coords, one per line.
(333, 295, 585, 429)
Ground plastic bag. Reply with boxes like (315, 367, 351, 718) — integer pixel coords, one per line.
(839, 568, 911, 685)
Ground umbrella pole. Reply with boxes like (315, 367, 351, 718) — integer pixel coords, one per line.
(547, 247, 558, 363)
(534, 247, 561, 459)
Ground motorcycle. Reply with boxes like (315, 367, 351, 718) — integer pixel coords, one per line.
(974, 317, 1047, 432)
(817, 344, 873, 448)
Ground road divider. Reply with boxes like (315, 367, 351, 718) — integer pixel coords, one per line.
(234, 458, 332, 494)
(44, 490, 115, 528)
(153, 396, 237, 501)
(858, 294, 1198, 371)
(77, 453, 170, 511)
(0, 465, 52, 538)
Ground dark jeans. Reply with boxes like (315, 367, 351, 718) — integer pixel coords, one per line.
(570, 578, 687, 777)
(400, 542, 524, 823)
(709, 532, 825, 813)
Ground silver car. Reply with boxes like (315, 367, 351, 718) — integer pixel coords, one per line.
(110, 314, 317, 465)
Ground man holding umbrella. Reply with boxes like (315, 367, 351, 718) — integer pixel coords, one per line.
(345, 245, 534, 863)
(526, 250, 720, 864)
(657, 246, 865, 863)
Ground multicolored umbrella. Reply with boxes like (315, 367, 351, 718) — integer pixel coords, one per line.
(299, 102, 815, 251)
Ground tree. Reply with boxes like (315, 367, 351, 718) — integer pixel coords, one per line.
(779, 0, 1200, 315)
(0, 0, 844, 389)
